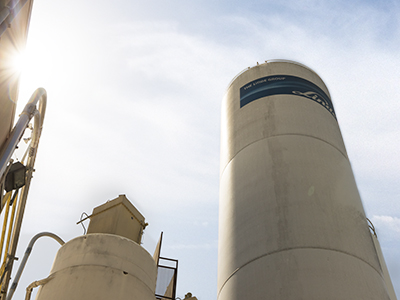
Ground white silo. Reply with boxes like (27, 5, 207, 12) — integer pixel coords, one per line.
(33, 195, 157, 300)
(218, 60, 394, 299)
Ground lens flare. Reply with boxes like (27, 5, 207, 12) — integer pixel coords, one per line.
(10, 50, 27, 74)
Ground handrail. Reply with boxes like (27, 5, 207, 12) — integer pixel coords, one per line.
(0, 88, 47, 183)
(367, 218, 377, 237)
(225, 60, 326, 92)
(6, 232, 64, 300)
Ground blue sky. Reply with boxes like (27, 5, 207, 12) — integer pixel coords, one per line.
(10, 0, 400, 299)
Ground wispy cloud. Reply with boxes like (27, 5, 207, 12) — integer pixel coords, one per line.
(371, 215, 400, 241)
(167, 242, 217, 250)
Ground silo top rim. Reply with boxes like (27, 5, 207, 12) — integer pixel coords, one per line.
(226, 60, 321, 90)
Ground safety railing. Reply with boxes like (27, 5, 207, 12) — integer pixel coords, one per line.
(155, 257, 178, 300)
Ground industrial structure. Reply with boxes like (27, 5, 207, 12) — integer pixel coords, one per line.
(218, 60, 397, 300)
(0, 1, 47, 299)
(30, 194, 177, 300)
(0, 2, 180, 299)
(0, 1, 397, 300)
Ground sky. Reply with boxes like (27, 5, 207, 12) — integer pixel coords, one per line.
(6, 0, 400, 299)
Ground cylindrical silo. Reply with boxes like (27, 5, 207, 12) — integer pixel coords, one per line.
(218, 60, 391, 299)
(34, 234, 157, 300)
(34, 196, 157, 300)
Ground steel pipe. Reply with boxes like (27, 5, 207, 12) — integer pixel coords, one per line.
(6, 232, 64, 300)
(0, 88, 47, 182)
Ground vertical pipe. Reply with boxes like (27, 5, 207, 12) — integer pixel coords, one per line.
(3, 190, 18, 262)
(0, 193, 12, 261)
(6, 232, 64, 300)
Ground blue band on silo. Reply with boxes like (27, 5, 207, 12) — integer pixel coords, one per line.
(240, 75, 336, 119)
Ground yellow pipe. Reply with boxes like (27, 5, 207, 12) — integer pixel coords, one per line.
(0, 192, 12, 290)
(4, 190, 18, 263)
(0, 192, 12, 261)
(0, 260, 6, 285)
(0, 190, 19, 291)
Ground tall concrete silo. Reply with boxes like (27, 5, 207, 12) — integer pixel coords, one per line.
(218, 60, 394, 299)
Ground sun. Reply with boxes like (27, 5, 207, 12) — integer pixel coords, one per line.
(12, 38, 53, 108)
(10, 50, 27, 74)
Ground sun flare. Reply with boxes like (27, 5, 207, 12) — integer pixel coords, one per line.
(10, 50, 27, 74)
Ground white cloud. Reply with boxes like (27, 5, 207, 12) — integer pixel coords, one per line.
(371, 215, 400, 240)
(167, 242, 217, 250)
